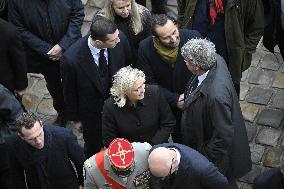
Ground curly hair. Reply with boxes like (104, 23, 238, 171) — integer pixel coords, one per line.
(181, 38, 216, 71)
(110, 66, 145, 107)
(15, 112, 41, 135)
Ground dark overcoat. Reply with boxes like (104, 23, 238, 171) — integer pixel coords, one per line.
(102, 85, 175, 146)
(150, 143, 229, 189)
(0, 18, 27, 92)
(181, 55, 251, 178)
(8, 0, 84, 68)
(60, 33, 132, 154)
(6, 125, 85, 189)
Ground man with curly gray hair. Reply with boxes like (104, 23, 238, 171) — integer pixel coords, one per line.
(181, 38, 251, 189)
(102, 66, 175, 147)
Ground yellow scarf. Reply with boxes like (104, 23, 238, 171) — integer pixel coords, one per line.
(153, 37, 179, 68)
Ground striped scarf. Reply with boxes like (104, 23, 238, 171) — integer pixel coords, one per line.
(209, 0, 224, 25)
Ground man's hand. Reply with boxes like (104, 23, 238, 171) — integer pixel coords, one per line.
(79, 185, 84, 189)
(66, 121, 82, 131)
(47, 44, 63, 61)
(14, 89, 25, 98)
(177, 93, 184, 109)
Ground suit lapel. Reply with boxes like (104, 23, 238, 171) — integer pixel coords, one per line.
(78, 37, 105, 96)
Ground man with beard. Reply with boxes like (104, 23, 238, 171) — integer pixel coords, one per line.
(136, 14, 201, 143)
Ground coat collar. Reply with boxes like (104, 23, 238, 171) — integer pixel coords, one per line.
(78, 36, 107, 96)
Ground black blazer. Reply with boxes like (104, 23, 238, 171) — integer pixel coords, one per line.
(61, 32, 132, 125)
(150, 143, 229, 189)
(6, 125, 85, 189)
(0, 18, 27, 92)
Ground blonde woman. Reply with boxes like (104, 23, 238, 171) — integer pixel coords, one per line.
(97, 0, 151, 64)
(102, 66, 175, 147)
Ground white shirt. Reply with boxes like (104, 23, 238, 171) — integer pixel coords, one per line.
(87, 35, 108, 66)
(197, 70, 209, 88)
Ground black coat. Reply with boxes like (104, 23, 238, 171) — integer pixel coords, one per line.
(8, 0, 84, 68)
(150, 143, 229, 189)
(252, 168, 284, 189)
(181, 55, 251, 178)
(6, 125, 85, 189)
(0, 18, 27, 92)
(61, 33, 132, 153)
(102, 85, 175, 147)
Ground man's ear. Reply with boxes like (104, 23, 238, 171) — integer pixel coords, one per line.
(94, 40, 103, 47)
(18, 132, 24, 139)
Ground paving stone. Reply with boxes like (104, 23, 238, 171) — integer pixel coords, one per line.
(272, 91, 284, 110)
(240, 102, 260, 122)
(32, 79, 49, 95)
(250, 144, 265, 164)
(22, 93, 41, 112)
(275, 52, 283, 63)
(88, 0, 105, 8)
(241, 69, 249, 82)
(240, 84, 249, 101)
(239, 183, 252, 189)
(26, 76, 38, 90)
(37, 98, 57, 116)
(246, 122, 257, 142)
(261, 53, 282, 71)
(239, 164, 263, 184)
(281, 138, 284, 149)
(272, 73, 284, 89)
(257, 109, 284, 128)
(168, 0, 178, 6)
(246, 87, 273, 105)
(255, 127, 282, 147)
(28, 73, 44, 79)
(84, 5, 97, 22)
(263, 147, 284, 167)
(81, 21, 91, 37)
(248, 68, 275, 86)
(81, 0, 88, 6)
(251, 50, 265, 67)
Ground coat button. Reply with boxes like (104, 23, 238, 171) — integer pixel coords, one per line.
(136, 121, 141, 126)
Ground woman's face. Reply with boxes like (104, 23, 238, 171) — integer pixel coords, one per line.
(112, 0, 132, 18)
(126, 77, 145, 103)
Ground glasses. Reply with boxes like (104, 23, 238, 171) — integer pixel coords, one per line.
(161, 157, 174, 180)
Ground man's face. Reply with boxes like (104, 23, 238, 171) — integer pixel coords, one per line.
(112, 0, 132, 18)
(20, 121, 44, 150)
(126, 77, 146, 103)
(155, 20, 180, 49)
(101, 29, 121, 48)
(184, 59, 198, 74)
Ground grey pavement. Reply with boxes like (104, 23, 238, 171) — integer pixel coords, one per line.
(21, 1, 284, 188)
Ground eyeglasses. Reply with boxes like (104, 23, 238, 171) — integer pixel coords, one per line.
(161, 157, 174, 180)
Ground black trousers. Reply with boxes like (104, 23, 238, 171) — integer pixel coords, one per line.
(136, 0, 167, 14)
(29, 60, 64, 114)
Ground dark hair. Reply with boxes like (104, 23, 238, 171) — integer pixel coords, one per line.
(151, 14, 176, 37)
(15, 112, 40, 135)
(90, 15, 118, 41)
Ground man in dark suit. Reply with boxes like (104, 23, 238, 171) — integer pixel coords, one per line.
(8, 0, 84, 125)
(6, 112, 85, 189)
(181, 38, 251, 189)
(136, 14, 201, 143)
(0, 18, 27, 97)
(61, 16, 132, 158)
(148, 143, 229, 189)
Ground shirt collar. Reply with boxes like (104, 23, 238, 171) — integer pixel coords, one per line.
(197, 70, 209, 87)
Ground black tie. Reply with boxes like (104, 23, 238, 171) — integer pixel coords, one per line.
(99, 49, 108, 75)
(188, 76, 199, 95)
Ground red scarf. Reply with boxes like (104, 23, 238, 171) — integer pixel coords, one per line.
(209, 0, 224, 25)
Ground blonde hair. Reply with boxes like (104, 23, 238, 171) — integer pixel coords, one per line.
(102, 0, 144, 34)
(110, 66, 145, 107)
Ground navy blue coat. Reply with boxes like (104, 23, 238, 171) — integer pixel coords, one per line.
(252, 168, 284, 189)
(6, 125, 85, 189)
(150, 143, 229, 189)
(8, 0, 84, 67)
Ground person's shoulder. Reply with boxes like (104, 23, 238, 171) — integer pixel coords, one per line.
(84, 153, 100, 173)
(45, 124, 72, 136)
(180, 29, 202, 39)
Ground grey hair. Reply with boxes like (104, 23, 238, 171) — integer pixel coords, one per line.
(181, 38, 216, 71)
(110, 66, 145, 107)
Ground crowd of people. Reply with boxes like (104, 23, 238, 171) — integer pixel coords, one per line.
(1, 0, 283, 188)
